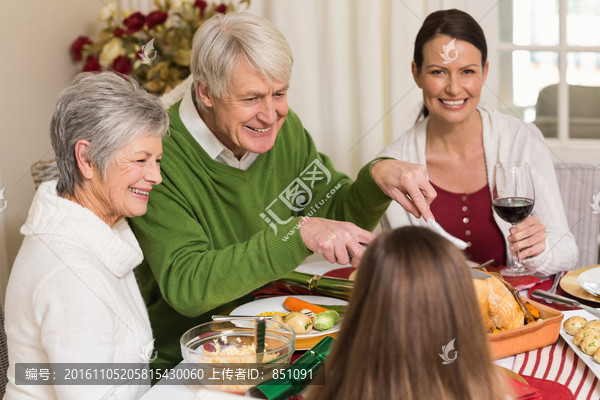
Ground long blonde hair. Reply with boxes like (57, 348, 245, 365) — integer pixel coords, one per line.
(311, 227, 509, 400)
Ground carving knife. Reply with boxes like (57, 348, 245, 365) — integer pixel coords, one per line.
(532, 290, 600, 319)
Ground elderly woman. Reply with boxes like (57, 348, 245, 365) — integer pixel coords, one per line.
(4, 72, 168, 399)
(378, 9, 577, 277)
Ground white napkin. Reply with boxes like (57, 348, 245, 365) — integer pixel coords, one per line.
(426, 219, 469, 250)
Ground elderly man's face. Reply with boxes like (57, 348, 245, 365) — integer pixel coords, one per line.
(200, 59, 289, 158)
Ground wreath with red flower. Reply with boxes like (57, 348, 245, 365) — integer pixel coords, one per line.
(70, 0, 250, 94)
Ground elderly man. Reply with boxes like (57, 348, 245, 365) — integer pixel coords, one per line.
(130, 11, 435, 367)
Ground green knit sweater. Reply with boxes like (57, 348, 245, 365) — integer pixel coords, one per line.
(129, 101, 391, 366)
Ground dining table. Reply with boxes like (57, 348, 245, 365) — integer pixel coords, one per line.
(139, 263, 600, 400)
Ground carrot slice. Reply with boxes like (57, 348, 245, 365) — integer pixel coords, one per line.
(283, 297, 329, 314)
(525, 302, 540, 320)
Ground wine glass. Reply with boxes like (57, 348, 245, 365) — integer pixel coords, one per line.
(492, 161, 536, 276)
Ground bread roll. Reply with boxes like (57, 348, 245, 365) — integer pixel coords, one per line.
(581, 334, 600, 355)
(574, 327, 599, 346)
(563, 316, 588, 336)
(584, 320, 600, 332)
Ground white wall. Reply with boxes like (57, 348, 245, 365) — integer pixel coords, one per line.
(0, 1, 102, 307)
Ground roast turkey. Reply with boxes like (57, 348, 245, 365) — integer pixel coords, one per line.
(472, 272, 531, 332)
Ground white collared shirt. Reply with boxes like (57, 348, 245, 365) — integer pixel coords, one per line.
(179, 89, 259, 170)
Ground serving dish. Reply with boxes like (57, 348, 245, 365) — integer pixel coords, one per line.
(487, 298, 563, 359)
(560, 265, 600, 303)
(559, 309, 600, 380)
(230, 295, 347, 350)
(180, 318, 295, 394)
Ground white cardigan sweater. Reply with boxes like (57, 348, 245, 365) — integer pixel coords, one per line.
(377, 106, 578, 276)
(4, 181, 153, 400)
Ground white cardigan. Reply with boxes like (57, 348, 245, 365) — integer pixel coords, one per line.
(377, 106, 578, 276)
(4, 181, 153, 400)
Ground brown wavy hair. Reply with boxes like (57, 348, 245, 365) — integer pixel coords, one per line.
(309, 227, 509, 400)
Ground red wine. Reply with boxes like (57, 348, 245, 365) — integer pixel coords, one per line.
(493, 197, 534, 224)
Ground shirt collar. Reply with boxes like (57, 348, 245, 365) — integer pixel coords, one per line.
(179, 89, 259, 170)
(180, 88, 227, 160)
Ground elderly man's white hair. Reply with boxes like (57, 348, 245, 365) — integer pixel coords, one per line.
(190, 11, 293, 111)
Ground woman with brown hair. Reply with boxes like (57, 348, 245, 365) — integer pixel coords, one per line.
(378, 9, 576, 277)
(310, 226, 510, 400)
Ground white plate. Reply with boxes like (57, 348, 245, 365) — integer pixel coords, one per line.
(577, 267, 600, 297)
(294, 261, 350, 277)
(229, 295, 347, 339)
(560, 309, 600, 380)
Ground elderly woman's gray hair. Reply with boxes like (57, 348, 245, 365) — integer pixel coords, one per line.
(190, 11, 293, 110)
(50, 72, 169, 197)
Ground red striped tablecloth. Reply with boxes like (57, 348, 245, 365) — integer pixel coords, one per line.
(513, 337, 600, 399)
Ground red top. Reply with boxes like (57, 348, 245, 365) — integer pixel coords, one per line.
(430, 182, 506, 266)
